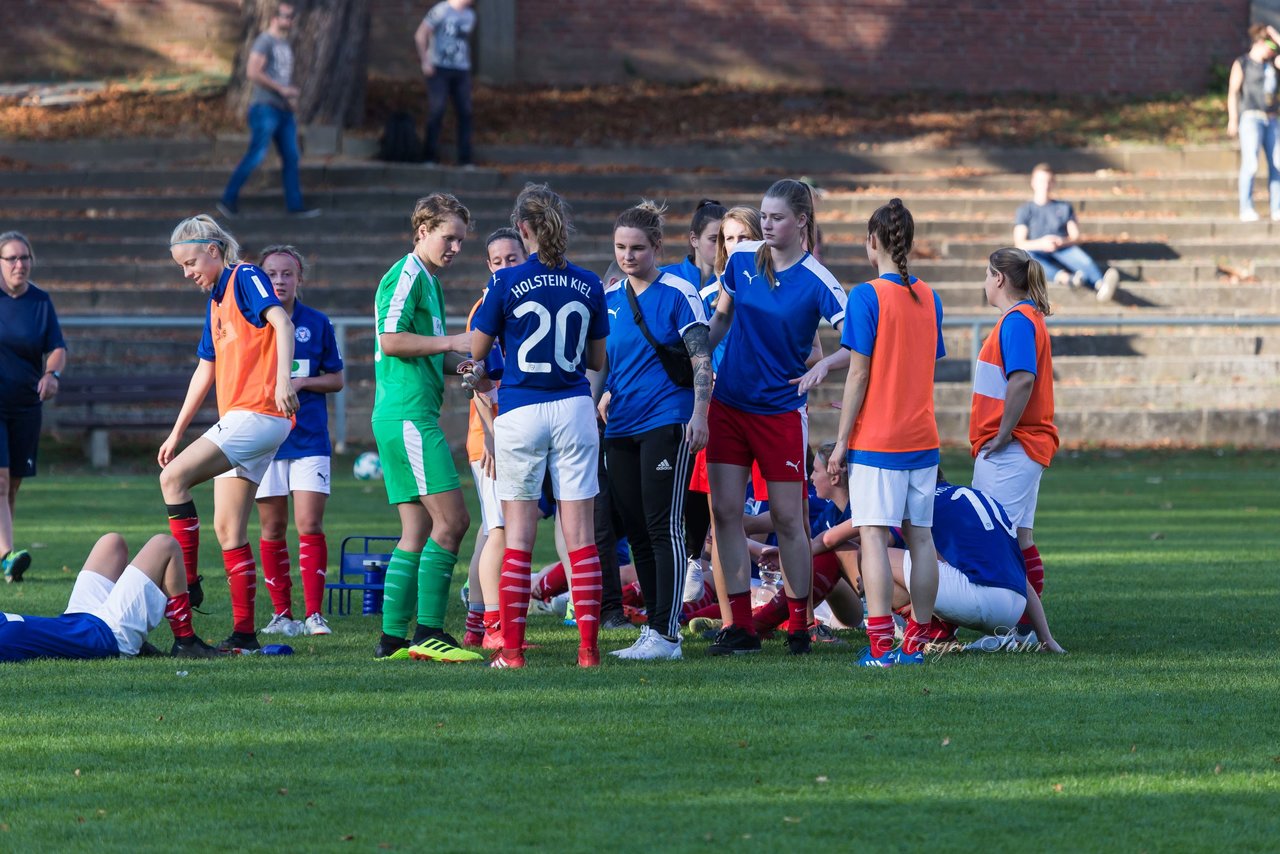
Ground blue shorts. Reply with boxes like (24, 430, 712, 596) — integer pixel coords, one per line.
(0, 407, 41, 478)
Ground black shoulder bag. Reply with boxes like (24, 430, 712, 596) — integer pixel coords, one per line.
(624, 280, 695, 388)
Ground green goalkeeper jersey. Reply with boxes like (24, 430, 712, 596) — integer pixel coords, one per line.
(372, 252, 447, 422)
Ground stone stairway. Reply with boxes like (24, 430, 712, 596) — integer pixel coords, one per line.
(2, 145, 1276, 450)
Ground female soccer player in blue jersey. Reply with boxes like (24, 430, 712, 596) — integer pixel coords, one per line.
(599, 201, 713, 661)
(251, 245, 344, 639)
(471, 184, 611, 668)
(705, 179, 847, 656)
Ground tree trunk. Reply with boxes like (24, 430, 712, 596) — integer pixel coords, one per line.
(227, 0, 371, 128)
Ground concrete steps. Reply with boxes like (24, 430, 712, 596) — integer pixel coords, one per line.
(4, 153, 1277, 448)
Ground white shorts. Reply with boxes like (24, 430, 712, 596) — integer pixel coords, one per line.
(256, 455, 332, 498)
(65, 566, 168, 657)
(494, 396, 599, 502)
(904, 553, 1026, 635)
(971, 440, 1044, 529)
(208, 410, 293, 484)
(469, 460, 505, 533)
(849, 463, 938, 527)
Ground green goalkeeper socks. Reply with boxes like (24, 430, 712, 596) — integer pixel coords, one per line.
(381, 547, 421, 638)
(416, 540, 458, 630)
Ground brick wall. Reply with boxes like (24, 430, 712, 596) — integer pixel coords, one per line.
(512, 0, 1252, 94)
(3, 0, 1255, 94)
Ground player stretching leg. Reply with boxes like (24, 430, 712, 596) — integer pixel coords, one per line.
(470, 184, 610, 669)
(371, 194, 480, 663)
(252, 245, 344, 638)
(160, 216, 298, 654)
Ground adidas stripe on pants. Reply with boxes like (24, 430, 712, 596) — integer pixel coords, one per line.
(604, 424, 693, 639)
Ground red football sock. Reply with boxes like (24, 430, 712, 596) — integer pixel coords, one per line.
(680, 581, 717, 623)
(167, 513, 201, 585)
(568, 545, 602, 650)
(465, 605, 484, 635)
(751, 591, 788, 634)
(1022, 545, 1045, 596)
(928, 616, 958, 642)
(812, 553, 843, 604)
(259, 538, 293, 618)
(531, 561, 567, 601)
(728, 591, 755, 634)
(903, 618, 927, 655)
(621, 581, 644, 609)
(785, 596, 808, 633)
(298, 533, 328, 617)
(866, 614, 895, 657)
(165, 592, 194, 639)
(499, 549, 532, 653)
(223, 544, 258, 635)
(483, 608, 500, 631)
(683, 599, 721, 623)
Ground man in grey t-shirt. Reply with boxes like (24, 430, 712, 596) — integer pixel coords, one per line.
(219, 1, 318, 217)
(414, 0, 476, 166)
(1014, 163, 1119, 303)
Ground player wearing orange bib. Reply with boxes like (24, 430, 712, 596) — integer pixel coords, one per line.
(820, 199, 944, 667)
(160, 215, 298, 654)
(969, 247, 1059, 649)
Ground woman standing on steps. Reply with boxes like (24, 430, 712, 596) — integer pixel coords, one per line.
(967, 247, 1059, 652)
(160, 215, 298, 654)
(0, 231, 66, 584)
(599, 201, 712, 661)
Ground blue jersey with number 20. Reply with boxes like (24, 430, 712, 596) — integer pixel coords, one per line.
(472, 253, 610, 414)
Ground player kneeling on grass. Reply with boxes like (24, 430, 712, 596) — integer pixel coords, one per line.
(254, 245, 344, 639)
(823, 478, 1066, 661)
(0, 533, 218, 662)
(371, 194, 481, 663)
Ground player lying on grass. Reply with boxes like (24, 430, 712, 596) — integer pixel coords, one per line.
(0, 533, 218, 662)
(820, 477, 1067, 662)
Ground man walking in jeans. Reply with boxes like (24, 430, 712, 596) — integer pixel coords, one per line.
(219, 2, 319, 219)
(414, 0, 476, 166)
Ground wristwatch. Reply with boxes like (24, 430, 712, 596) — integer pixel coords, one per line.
(46, 370, 60, 380)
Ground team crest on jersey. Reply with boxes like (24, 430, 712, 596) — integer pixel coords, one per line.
(295, 327, 312, 343)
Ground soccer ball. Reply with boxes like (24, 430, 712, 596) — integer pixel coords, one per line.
(353, 452, 382, 481)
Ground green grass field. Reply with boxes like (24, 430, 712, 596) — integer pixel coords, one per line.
(1, 449, 1277, 851)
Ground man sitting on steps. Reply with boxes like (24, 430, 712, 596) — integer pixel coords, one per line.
(1014, 162, 1120, 303)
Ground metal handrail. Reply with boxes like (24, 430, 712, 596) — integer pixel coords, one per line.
(59, 314, 1280, 450)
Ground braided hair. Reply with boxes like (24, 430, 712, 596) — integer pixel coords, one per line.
(867, 198, 918, 303)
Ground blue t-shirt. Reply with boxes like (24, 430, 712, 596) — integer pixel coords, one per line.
(999, 302, 1038, 377)
(0, 283, 66, 412)
(810, 496, 851, 540)
(697, 277, 729, 373)
(275, 301, 343, 460)
(930, 483, 1026, 596)
(197, 265, 283, 360)
(1014, 200, 1075, 241)
(841, 273, 946, 469)
(472, 253, 609, 414)
(661, 257, 716, 291)
(603, 272, 707, 438)
(0, 611, 118, 662)
(715, 241, 847, 414)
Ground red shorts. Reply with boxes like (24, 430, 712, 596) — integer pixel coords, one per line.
(706, 399, 808, 484)
(689, 448, 768, 501)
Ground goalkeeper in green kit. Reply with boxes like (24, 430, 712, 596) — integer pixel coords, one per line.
(371, 193, 481, 662)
